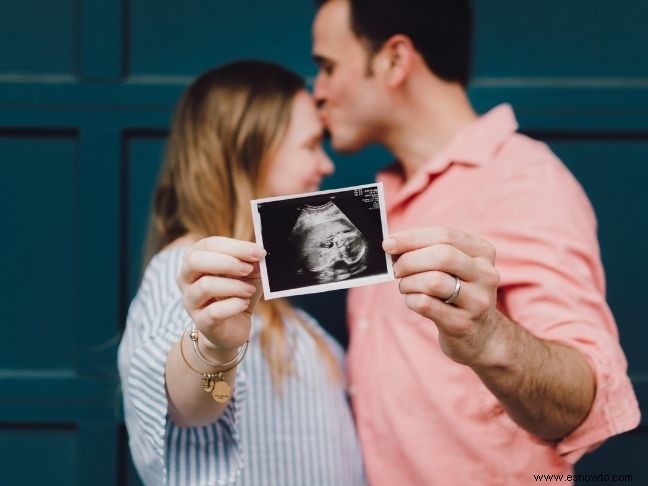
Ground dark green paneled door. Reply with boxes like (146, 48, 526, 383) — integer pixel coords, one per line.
(1, 1, 646, 484)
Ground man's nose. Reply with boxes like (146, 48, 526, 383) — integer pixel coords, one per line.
(313, 74, 326, 108)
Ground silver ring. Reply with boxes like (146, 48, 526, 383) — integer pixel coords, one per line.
(443, 276, 462, 304)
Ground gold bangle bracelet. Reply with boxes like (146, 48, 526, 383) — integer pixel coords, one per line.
(190, 323, 249, 369)
(179, 320, 249, 403)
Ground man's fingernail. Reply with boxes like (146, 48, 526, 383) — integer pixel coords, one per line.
(240, 262, 254, 274)
(383, 238, 395, 252)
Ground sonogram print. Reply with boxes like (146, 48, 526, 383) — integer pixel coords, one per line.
(251, 183, 394, 299)
(290, 201, 369, 284)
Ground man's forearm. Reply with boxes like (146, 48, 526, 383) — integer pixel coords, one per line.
(471, 311, 596, 441)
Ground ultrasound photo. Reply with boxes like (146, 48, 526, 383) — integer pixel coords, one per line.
(251, 183, 394, 299)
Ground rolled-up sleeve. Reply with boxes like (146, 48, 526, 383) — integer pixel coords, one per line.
(487, 150, 641, 461)
(518, 319, 640, 463)
(547, 324, 639, 462)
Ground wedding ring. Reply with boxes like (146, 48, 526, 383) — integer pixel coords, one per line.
(442, 276, 462, 305)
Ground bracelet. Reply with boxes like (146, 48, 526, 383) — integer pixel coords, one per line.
(190, 323, 249, 369)
(179, 320, 249, 403)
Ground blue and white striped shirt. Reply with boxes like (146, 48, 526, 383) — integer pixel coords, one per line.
(118, 246, 366, 485)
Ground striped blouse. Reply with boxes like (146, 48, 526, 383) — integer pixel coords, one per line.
(118, 246, 366, 486)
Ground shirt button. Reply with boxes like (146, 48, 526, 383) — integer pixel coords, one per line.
(358, 319, 369, 331)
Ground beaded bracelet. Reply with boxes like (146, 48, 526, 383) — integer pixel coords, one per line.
(179, 320, 249, 403)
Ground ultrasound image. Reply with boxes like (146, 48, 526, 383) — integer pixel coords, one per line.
(254, 185, 390, 294)
(290, 201, 369, 284)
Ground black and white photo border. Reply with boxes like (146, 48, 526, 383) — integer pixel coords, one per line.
(250, 182, 395, 300)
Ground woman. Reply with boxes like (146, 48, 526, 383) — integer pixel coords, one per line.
(118, 60, 365, 485)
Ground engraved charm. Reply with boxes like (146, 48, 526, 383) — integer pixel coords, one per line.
(211, 380, 231, 403)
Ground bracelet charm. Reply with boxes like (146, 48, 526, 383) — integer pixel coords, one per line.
(202, 374, 215, 392)
(211, 374, 231, 403)
(180, 320, 248, 404)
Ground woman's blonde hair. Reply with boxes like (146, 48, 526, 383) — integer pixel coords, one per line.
(144, 60, 340, 387)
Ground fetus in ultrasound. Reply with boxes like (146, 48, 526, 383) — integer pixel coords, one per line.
(290, 201, 368, 284)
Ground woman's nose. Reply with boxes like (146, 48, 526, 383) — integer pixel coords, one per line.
(319, 153, 335, 176)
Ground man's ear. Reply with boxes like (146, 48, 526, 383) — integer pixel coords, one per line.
(374, 34, 415, 88)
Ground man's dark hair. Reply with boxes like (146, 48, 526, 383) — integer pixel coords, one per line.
(316, 0, 473, 86)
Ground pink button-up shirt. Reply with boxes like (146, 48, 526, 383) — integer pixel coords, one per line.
(347, 104, 640, 485)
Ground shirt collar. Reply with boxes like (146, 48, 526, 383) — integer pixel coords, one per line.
(422, 103, 519, 175)
(378, 104, 519, 211)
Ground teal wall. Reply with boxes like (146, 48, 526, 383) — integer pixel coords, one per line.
(0, 1, 646, 484)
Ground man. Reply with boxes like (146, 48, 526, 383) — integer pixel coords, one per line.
(311, 0, 640, 484)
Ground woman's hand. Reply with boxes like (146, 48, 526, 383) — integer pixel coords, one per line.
(177, 237, 266, 357)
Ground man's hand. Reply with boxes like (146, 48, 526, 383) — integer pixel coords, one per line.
(384, 226, 503, 367)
